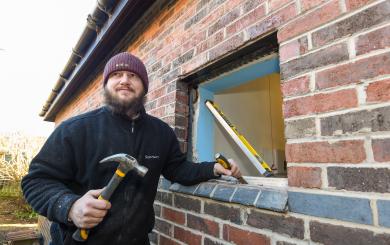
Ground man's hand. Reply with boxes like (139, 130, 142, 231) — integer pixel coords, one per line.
(214, 159, 242, 178)
(68, 189, 111, 229)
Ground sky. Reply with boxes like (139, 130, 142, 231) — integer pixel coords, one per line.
(0, 0, 96, 137)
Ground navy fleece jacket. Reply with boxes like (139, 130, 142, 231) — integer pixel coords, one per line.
(21, 106, 217, 245)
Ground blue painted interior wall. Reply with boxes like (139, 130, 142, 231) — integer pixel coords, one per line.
(195, 56, 280, 162)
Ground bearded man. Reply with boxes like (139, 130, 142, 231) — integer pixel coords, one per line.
(21, 52, 241, 245)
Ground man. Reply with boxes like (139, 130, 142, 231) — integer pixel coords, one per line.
(22, 52, 241, 245)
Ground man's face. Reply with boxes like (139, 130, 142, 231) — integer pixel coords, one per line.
(104, 70, 145, 114)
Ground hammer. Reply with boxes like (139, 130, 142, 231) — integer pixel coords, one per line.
(72, 153, 148, 242)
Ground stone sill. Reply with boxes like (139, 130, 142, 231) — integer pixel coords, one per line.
(159, 176, 288, 213)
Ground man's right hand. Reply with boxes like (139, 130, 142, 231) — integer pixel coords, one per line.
(68, 189, 111, 229)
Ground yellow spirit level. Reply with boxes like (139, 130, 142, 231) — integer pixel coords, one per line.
(205, 100, 273, 177)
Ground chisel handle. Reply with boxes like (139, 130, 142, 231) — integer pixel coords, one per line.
(215, 153, 231, 169)
(215, 153, 248, 184)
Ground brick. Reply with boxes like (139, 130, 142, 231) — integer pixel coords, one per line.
(175, 91, 188, 104)
(159, 177, 172, 190)
(243, 0, 265, 13)
(225, 0, 244, 11)
(285, 118, 316, 139)
(187, 213, 219, 237)
(204, 238, 224, 245)
(194, 182, 217, 197)
(145, 100, 157, 111)
(281, 42, 349, 79)
(158, 63, 171, 77)
(328, 167, 390, 193)
(377, 200, 390, 228)
(209, 33, 244, 61)
(174, 226, 201, 245)
(255, 188, 288, 212)
(356, 25, 390, 55)
(155, 218, 173, 236)
(178, 141, 187, 153)
(162, 68, 180, 84)
(149, 231, 157, 244)
(283, 89, 358, 118)
(312, 1, 390, 47)
(276, 242, 297, 245)
(174, 194, 201, 212)
(321, 106, 390, 136)
(210, 0, 228, 10)
(196, 30, 224, 54)
(185, 7, 207, 30)
(160, 26, 175, 43)
(146, 86, 166, 101)
(208, 7, 240, 36)
(211, 184, 236, 202)
(300, 0, 327, 12)
(248, 3, 296, 40)
(278, 0, 341, 42)
(231, 187, 259, 206)
(149, 61, 162, 74)
(169, 183, 198, 195)
(226, 5, 266, 37)
(288, 166, 322, 188)
(223, 224, 270, 245)
(269, 0, 293, 11)
(196, 0, 211, 11)
(182, 52, 208, 74)
(159, 235, 180, 245)
(366, 78, 390, 103)
(204, 201, 242, 224)
(345, 0, 375, 11)
(155, 191, 173, 205)
(372, 138, 390, 162)
(154, 203, 161, 217)
(279, 36, 309, 62)
(310, 221, 390, 245)
(172, 49, 194, 67)
(165, 102, 188, 117)
(247, 209, 304, 238)
(281, 75, 310, 97)
(289, 192, 373, 225)
(286, 140, 366, 163)
(162, 207, 185, 225)
(199, 1, 225, 27)
(174, 115, 188, 128)
(166, 80, 187, 93)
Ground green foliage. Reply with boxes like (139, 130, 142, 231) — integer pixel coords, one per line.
(0, 132, 46, 222)
(0, 132, 46, 197)
(13, 209, 38, 220)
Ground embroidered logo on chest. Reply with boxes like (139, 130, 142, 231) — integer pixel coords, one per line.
(145, 155, 160, 159)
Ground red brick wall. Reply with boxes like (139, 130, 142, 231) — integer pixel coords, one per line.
(54, 0, 390, 244)
(280, 0, 390, 191)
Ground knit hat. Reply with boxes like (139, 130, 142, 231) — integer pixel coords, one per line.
(103, 52, 149, 93)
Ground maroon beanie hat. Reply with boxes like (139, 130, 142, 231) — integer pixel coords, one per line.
(103, 52, 149, 93)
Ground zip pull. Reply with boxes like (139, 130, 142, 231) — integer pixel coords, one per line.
(131, 120, 135, 133)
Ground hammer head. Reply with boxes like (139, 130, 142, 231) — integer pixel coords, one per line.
(99, 153, 148, 177)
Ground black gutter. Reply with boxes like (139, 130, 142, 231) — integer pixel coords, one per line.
(41, 0, 156, 121)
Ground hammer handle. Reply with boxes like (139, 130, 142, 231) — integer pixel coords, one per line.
(72, 170, 125, 242)
(100, 170, 124, 200)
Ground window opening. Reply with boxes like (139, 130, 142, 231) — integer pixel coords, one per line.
(191, 54, 287, 181)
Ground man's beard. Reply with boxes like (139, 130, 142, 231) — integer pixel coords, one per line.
(103, 87, 145, 117)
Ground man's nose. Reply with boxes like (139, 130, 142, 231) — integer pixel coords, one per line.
(119, 73, 131, 84)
